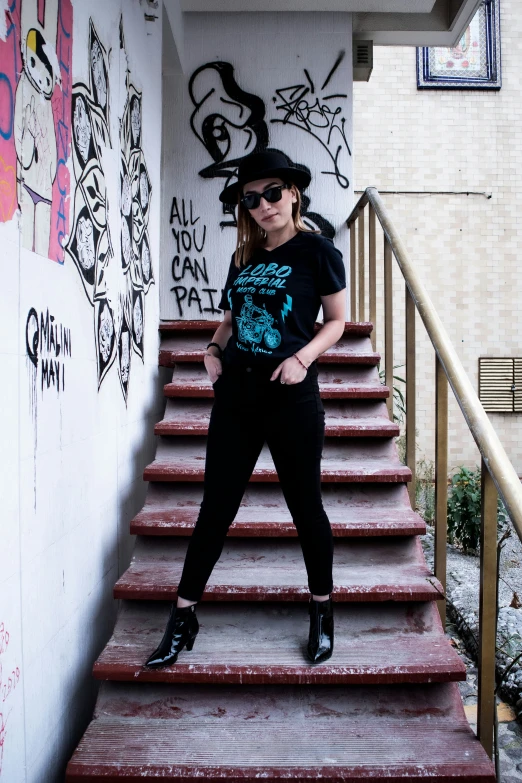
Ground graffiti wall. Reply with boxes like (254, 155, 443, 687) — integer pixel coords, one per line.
(160, 11, 353, 320)
(0, 0, 162, 779)
(66, 15, 155, 400)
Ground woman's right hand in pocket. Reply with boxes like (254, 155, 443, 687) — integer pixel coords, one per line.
(204, 353, 222, 384)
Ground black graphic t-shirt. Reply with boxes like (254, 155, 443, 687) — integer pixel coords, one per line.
(218, 232, 346, 367)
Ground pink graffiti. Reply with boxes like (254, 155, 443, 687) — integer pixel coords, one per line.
(0, 625, 9, 656)
(0, 712, 5, 775)
(0, 623, 20, 778)
(50, 0, 73, 264)
(0, 2, 22, 224)
(1, 668, 19, 703)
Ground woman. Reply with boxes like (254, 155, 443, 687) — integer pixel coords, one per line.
(146, 149, 346, 668)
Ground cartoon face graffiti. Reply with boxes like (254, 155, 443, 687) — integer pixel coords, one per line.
(131, 96, 141, 147)
(73, 95, 92, 165)
(76, 216, 96, 270)
(120, 331, 130, 383)
(14, 27, 60, 256)
(91, 39, 107, 108)
(98, 303, 114, 362)
(25, 28, 56, 98)
(189, 62, 268, 171)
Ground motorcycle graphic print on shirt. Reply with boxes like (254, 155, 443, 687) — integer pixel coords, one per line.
(236, 295, 281, 351)
(231, 261, 293, 356)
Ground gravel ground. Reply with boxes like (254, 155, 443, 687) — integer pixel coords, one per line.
(420, 524, 522, 779)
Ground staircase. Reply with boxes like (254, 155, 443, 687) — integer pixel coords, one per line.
(66, 320, 496, 781)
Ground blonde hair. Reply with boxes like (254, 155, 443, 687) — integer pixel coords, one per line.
(233, 182, 319, 269)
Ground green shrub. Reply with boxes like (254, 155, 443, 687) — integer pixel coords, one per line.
(447, 465, 509, 553)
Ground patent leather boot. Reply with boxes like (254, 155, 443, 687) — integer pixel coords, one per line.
(145, 603, 199, 668)
(307, 597, 334, 664)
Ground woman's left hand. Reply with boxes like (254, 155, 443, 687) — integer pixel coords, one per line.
(270, 355, 308, 385)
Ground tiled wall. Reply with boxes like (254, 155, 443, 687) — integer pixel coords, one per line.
(353, 0, 522, 475)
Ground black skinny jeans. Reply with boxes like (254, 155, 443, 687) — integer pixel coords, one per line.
(177, 359, 334, 602)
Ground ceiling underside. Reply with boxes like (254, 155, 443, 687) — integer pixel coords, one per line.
(181, 0, 438, 10)
(179, 0, 483, 46)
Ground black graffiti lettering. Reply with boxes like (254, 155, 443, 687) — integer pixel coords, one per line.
(201, 288, 221, 314)
(27, 307, 71, 393)
(194, 258, 209, 283)
(171, 256, 183, 281)
(187, 287, 202, 311)
(181, 231, 190, 251)
(41, 358, 66, 393)
(171, 223, 207, 256)
(182, 257, 194, 278)
(170, 285, 213, 317)
(49, 322, 56, 354)
(271, 53, 351, 190)
(40, 310, 50, 352)
(170, 286, 188, 317)
(26, 308, 39, 367)
(170, 197, 199, 227)
(172, 255, 211, 285)
(193, 224, 206, 253)
(42, 359, 49, 390)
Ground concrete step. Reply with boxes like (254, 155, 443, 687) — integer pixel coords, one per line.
(163, 362, 389, 399)
(143, 437, 411, 484)
(159, 333, 380, 367)
(155, 398, 400, 437)
(94, 600, 465, 684)
(131, 482, 425, 537)
(114, 536, 442, 602)
(66, 682, 495, 781)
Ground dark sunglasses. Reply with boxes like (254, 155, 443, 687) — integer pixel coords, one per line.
(240, 183, 290, 210)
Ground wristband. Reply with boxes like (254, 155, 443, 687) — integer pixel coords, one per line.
(293, 353, 309, 370)
(206, 341, 223, 359)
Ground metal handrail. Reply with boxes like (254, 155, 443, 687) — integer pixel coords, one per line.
(347, 186, 522, 764)
(348, 187, 522, 543)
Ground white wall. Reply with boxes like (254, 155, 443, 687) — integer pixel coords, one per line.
(160, 11, 353, 320)
(0, 1, 164, 780)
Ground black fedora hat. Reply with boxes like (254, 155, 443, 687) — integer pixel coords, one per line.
(219, 149, 311, 205)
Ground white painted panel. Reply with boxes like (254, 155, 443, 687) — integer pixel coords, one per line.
(160, 11, 353, 320)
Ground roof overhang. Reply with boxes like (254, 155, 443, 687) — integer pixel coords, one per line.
(177, 0, 483, 46)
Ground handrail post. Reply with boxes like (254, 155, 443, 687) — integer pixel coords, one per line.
(405, 286, 416, 507)
(384, 236, 393, 420)
(350, 213, 357, 321)
(477, 460, 498, 759)
(358, 207, 365, 322)
(435, 355, 448, 624)
(369, 205, 377, 351)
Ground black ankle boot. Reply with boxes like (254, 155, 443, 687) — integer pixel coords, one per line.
(307, 597, 334, 664)
(145, 603, 199, 668)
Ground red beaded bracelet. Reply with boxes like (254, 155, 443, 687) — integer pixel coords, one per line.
(293, 353, 309, 370)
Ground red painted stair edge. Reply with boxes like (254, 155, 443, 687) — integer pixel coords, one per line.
(160, 320, 374, 336)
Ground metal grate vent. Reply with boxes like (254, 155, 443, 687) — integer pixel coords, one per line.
(353, 39, 373, 82)
(479, 358, 522, 413)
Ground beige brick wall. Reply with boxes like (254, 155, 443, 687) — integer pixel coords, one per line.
(353, 0, 522, 476)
